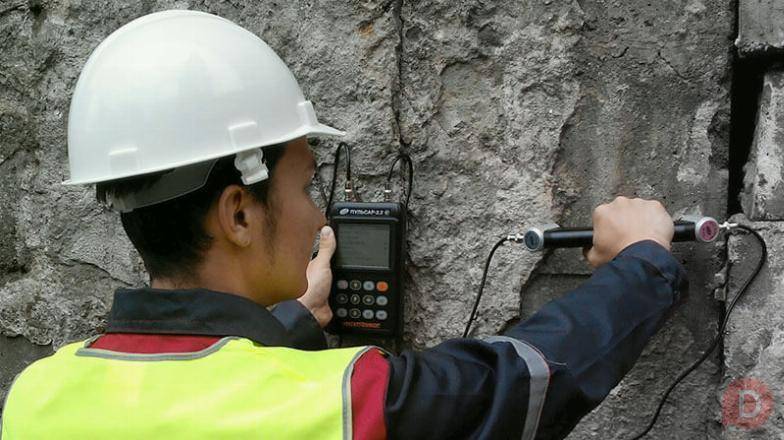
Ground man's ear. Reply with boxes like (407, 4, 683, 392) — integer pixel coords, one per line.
(215, 185, 256, 248)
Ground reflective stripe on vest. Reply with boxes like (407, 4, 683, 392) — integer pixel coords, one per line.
(485, 336, 550, 440)
(2, 337, 370, 439)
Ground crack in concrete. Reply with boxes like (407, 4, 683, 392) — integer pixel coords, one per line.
(611, 46, 629, 59)
(58, 259, 136, 287)
(0, 148, 24, 167)
(657, 49, 687, 81)
(0, 0, 25, 17)
(391, 0, 409, 152)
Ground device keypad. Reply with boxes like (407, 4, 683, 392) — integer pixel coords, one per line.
(333, 277, 394, 328)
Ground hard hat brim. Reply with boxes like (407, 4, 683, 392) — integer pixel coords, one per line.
(308, 123, 346, 137)
(62, 123, 345, 185)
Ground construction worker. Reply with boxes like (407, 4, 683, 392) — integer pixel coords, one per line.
(0, 10, 685, 440)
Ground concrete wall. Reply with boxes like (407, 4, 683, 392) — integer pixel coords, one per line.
(3, 1, 773, 439)
(718, 1, 784, 437)
(720, 219, 782, 439)
(737, 0, 784, 57)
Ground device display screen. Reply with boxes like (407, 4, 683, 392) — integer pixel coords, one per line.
(336, 223, 391, 269)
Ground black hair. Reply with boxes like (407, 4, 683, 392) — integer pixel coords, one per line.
(97, 145, 286, 281)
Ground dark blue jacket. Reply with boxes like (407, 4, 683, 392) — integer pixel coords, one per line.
(383, 240, 686, 439)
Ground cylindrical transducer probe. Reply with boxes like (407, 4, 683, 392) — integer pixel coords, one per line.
(522, 216, 721, 252)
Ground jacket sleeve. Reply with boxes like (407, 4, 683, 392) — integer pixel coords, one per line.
(270, 300, 327, 350)
(384, 240, 686, 440)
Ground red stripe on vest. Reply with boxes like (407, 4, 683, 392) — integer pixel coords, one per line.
(90, 333, 221, 353)
(351, 349, 389, 440)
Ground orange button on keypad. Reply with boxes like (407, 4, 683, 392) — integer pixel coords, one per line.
(376, 281, 389, 292)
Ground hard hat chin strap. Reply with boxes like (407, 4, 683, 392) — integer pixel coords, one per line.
(234, 148, 269, 185)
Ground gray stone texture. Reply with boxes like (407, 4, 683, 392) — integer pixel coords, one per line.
(0, 0, 741, 438)
(0, 336, 53, 413)
(396, 1, 732, 438)
(737, 0, 784, 57)
(742, 69, 784, 221)
(718, 218, 784, 439)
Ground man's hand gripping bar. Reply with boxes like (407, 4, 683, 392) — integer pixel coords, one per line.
(520, 216, 724, 252)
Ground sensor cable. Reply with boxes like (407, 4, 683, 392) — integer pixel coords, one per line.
(629, 224, 767, 439)
(325, 142, 353, 217)
(385, 153, 414, 209)
(462, 236, 515, 338)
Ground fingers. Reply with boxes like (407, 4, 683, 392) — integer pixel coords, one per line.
(312, 226, 336, 266)
(583, 246, 601, 268)
(589, 195, 675, 267)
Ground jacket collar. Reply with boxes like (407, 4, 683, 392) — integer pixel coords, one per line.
(106, 287, 291, 347)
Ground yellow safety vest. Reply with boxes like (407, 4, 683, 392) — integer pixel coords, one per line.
(2, 337, 370, 439)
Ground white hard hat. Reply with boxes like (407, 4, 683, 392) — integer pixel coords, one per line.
(65, 9, 344, 193)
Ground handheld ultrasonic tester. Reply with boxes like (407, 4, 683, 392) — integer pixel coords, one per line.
(328, 201, 406, 337)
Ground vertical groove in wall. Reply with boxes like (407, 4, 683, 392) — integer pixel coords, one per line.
(728, 59, 765, 215)
(723, 2, 767, 367)
(391, 0, 408, 151)
(713, 0, 770, 434)
(715, 0, 742, 391)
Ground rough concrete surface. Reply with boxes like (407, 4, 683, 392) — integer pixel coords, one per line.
(719, 218, 784, 439)
(737, 0, 784, 57)
(743, 69, 784, 221)
(0, 0, 745, 438)
(0, 335, 53, 410)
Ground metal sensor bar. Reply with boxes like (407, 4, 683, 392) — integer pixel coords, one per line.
(522, 216, 721, 252)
